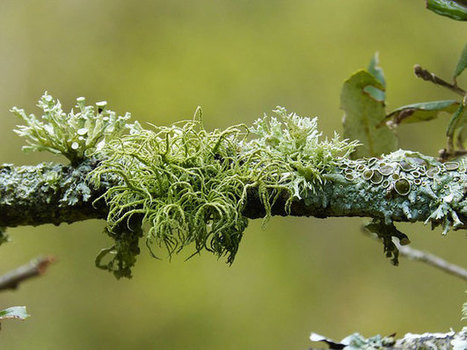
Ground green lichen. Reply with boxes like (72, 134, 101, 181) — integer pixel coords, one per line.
(11, 95, 358, 277)
(10, 94, 466, 278)
(90, 106, 357, 276)
(245, 107, 359, 200)
(11, 93, 139, 166)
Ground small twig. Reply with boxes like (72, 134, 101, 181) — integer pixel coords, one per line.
(0, 256, 56, 291)
(364, 230, 467, 282)
(397, 244, 467, 282)
(414, 64, 466, 97)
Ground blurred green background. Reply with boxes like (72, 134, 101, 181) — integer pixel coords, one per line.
(0, 1, 466, 349)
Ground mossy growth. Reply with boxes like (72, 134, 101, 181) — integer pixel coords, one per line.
(13, 95, 358, 278)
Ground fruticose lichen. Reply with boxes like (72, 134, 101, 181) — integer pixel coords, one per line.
(90, 106, 358, 277)
(10, 94, 465, 278)
(11, 95, 358, 277)
(11, 93, 139, 166)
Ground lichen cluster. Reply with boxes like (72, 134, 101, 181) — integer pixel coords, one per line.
(338, 150, 466, 233)
(245, 107, 359, 202)
(311, 328, 467, 350)
(11, 95, 358, 277)
(91, 114, 251, 271)
(90, 106, 357, 276)
(12, 93, 138, 166)
(12, 94, 464, 278)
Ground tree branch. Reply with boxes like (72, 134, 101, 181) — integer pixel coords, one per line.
(0, 256, 55, 291)
(310, 327, 467, 349)
(398, 244, 467, 281)
(414, 64, 466, 97)
(0, 151, 466, 231)
(364, 230, 467, 281)
(0, 160, 108, 227)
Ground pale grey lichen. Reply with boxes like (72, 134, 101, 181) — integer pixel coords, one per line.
(311, 328, 467, 350)
(0, 160, 106, 228)
(336, 149, 467, 233)
(245, 106, 359, 201)
(11, 93, 139, 165)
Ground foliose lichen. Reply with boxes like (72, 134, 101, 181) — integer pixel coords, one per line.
(11, 93, 140, 166)
(336, 149, 467, 234)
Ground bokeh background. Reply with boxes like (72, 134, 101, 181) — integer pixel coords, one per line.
(0, 1, 466, 349)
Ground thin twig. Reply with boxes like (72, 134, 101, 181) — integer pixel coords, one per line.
(363, 230, 467, 282)
(398, 244, 467, 282)
(0, 256, 56, 291)
(414, 64, 466, 97)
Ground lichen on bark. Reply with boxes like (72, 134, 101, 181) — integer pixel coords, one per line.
(2, 94, 465, 278)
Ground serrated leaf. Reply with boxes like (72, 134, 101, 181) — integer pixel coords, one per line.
(0, 306, 30, 320)
(426, 0, 467, 21)
(341, 70, 397, 159)
(385, 100, 460, 125)
(453, 44, 467, 82)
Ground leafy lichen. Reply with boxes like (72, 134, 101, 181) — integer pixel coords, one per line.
(11, 93, 138, 166)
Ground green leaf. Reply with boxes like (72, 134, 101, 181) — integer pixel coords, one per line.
(385, 100, 460, 125)
(0, 306, 30, 321)
(426, 0, 467, 21)
(341, 70, 398, 159)
(366, 53, 386, 102)
(453, 44, 467, 82)
(368, 53, 385, 87)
